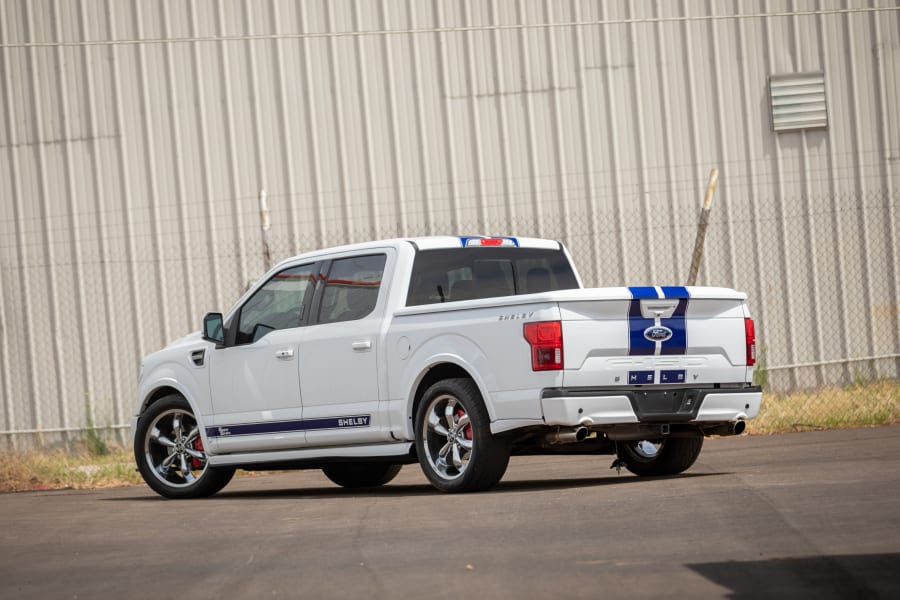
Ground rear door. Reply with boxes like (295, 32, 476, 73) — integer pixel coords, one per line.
(298, 251, 394, 447)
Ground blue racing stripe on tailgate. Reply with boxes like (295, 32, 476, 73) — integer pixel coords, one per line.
(629, 286, 659, 300)
(660, 287, 689, 355)
(628, 287, 658, 356)
(660, 286, 689, 299)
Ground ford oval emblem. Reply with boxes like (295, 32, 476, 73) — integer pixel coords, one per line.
(644, 325, 673, 342)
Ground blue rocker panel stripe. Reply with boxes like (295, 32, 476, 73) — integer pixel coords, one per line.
(206, 415, 371, 438)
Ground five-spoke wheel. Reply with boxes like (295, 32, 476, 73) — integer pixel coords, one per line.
(144, 406, 207, 487)
(135, 395, 234, 499)
(422, 393, 474, 481)
(415, 378, 509, 493)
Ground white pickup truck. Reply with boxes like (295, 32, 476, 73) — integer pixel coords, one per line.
(133, 236, 761, 498)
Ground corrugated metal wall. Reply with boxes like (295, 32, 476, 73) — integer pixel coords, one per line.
(1, 0, 898, 448)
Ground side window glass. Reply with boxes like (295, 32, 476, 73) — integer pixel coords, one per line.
(236, 264, 316, 344)
(317, 254, 386, 324)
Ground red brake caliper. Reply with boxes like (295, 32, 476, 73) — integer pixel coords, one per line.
(192, 437, 204, 468)
(457, 409, 472, 440)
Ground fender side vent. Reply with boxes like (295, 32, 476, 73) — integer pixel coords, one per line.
(190, 349, 206, 366)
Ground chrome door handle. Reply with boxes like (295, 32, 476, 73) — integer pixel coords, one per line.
(275, 348, 294, 359)
(351, 340, 372, 351)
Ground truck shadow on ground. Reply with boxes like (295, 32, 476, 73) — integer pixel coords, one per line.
(112, 471, 725, 501)
(687, 553, 900, 599)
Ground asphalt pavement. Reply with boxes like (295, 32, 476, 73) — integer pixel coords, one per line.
(2, 426, 899, 599)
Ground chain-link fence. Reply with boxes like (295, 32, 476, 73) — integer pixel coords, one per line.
(1, 187, 898, 450)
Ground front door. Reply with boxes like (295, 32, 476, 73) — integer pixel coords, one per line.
(207, 262, 317, 454)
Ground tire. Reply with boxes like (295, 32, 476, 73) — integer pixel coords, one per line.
(415, 378, 510, 493)
(615, 436, 704, 477)
(322, 463, 402, 489)
(134, 395, 235, 499)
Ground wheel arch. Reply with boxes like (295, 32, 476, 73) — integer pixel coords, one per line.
(405, 360, 492, 439)
(137, 358, 211, 422)
(139, 381, 202, 416)
(140, 385, 184, 415)
(135, 379, 210, 450)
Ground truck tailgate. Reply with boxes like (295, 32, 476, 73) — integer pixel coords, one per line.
(556, 286, 750, 388)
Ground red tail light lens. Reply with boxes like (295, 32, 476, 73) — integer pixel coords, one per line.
(745, 317, 756, 366)
(524, 321, 563, 371)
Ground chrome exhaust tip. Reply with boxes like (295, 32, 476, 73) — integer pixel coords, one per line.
(543, 426, 589, 445)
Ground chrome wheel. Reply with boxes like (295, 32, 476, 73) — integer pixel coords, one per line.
(143, 408, 208, 488)
(135, 395, 234, 498)
(633, 440, 664, 459)
(415, 378, 510, 493)
(615, 436, 704, 477)
(422, 393, 474, 481)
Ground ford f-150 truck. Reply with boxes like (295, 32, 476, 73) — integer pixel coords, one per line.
(133, 236, 761, 498)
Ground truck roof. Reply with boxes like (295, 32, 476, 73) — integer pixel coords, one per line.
(408, 236, 561, 250)
(273, 236, 563, 269)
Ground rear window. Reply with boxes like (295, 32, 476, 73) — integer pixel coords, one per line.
(406, 247, 579, 306)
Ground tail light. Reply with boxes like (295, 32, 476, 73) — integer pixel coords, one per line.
(745, 317, 756, 366)
(524, 321, 563, 371)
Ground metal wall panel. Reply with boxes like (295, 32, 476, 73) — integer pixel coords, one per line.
(1, 0, 898, 448)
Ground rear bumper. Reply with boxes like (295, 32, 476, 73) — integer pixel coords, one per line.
(540, 386, 762, 427)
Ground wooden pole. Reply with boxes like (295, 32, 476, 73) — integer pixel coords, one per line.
(687, 168, 718, 286)
(259, 188, 272, 272)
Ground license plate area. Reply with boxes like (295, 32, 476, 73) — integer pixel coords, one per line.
(629, 389, 702, 422)
(628, 369, 687, 385)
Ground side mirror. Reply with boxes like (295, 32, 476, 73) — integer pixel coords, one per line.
(202, 312, 225, 346)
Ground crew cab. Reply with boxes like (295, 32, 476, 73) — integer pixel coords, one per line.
(133, 236, 761, 498)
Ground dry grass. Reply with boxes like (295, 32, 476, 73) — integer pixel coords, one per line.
(2, 379, 898, 492)
(0, 445, 274, 493)
(0, 446, 142, 493)
(751, 379, 900, 434)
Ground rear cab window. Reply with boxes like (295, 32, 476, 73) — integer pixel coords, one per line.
(406, 247, 579, 306)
